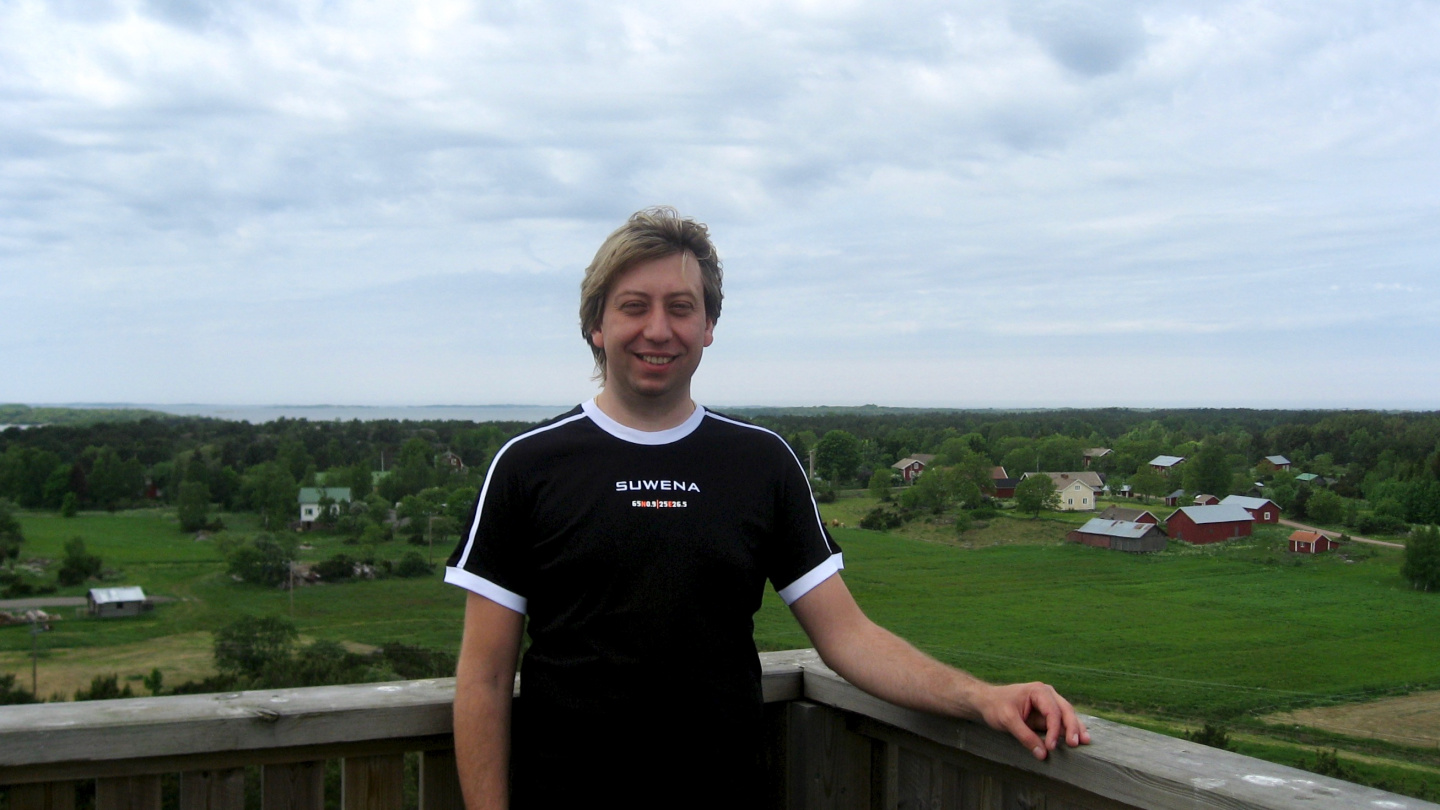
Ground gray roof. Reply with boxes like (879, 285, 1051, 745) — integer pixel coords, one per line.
(1265, 455, 1291, 465)
(1166, 489, 1186, 499)
(1170, 504, 1254, 525)
(1295, 473, 1320, 482)
(1150, 455, 1186, 467)
(1075, 519, 1156, 539)
(89, 586, 146, 604)
(1024, 471, 1104, 490)
(1220, 494, 1278, 511)
(1098, 506, 1157, 523)
(298, 487, 352, 504)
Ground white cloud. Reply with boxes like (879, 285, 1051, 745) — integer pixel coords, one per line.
(1, 0, 1438, 407)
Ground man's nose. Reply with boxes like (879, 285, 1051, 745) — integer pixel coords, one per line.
(642, 309, 673, 341)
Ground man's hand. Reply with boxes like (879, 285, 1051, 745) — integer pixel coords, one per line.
(974, 681, 1090, 760)
(790, 574, 1090, 761)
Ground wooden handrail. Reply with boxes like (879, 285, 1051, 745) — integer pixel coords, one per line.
(1, 649, 1434, 810)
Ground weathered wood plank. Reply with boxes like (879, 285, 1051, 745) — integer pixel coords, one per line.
(801, 661, 1440, 810)
(0, 652, 811, 777)
(342, 755, 404, 810)
(262, 762, 324, 810)
(6, 781, 78, 810)
(179, 769, 244, 810)
(95, 775, 161, 810)
(785, 701, 870, 810)
(418, 750, 463, 810)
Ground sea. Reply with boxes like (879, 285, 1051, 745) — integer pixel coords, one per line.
(70, 404, 570, 425)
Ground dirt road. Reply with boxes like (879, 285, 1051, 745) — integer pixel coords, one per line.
(1278, 518, 1404, 549)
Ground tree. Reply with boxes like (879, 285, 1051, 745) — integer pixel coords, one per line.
(56, 537, 102, 585)
(1015, 475, 1059, 518)
(0, 499, 23, 570)
(143, 667, 165, 696)
(1307, 488, 1344, 525)
(1402, 525, 1440, 592)
(177, 481, 211, 532)
(240, 462, 298, 530)
(214, 615, 299, 680)
(60, 492, 78, 518)
(1183, 442, 1230, 495)
(226, 534, 293, 587)
(1129, 466, 1166, 503)
(814, 430, 862, 483)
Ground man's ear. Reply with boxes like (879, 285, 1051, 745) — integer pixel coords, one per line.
(703, 319, 715, 348)
(591, 328, 604, 349)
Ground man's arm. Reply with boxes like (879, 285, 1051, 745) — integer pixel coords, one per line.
(454, 592, 525, 809)
(789, 574, 1089, 760)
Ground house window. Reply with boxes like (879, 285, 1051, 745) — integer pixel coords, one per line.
(1067, 498, 1073, 505)
(1264, 511, 1271, 519)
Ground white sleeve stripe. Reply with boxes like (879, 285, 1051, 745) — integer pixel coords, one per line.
(444, 567, 528, 614)
(702, 411, 837, 554)
(777, 553, 845, 605)
(453, 411, 590, 571)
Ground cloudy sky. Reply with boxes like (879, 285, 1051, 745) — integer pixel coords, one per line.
(3, 0, 1437, 410)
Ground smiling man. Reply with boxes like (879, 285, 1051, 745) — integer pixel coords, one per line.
(446, 207, 1089, 809)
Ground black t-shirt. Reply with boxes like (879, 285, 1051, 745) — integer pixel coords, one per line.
(445, 401, 842, 801)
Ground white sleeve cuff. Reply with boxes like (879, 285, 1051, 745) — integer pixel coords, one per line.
(445, 567, 528, 614)
(776, 553, 845, 605)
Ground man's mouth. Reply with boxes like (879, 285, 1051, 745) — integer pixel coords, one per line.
(639, 355, 675, 366)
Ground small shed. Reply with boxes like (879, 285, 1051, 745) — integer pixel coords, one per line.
(1193, 494, 1220, 506)
(993, 478, 1019, 499)
(1163, 489, 1185, 507)
(1082, 448, 1111, 468)
(1219, 494, 1281, 524)
(87, 587, 152, 618)
(1066, 519, 1166, 553)
(1117, 484, 1133, 499)
(1166, 505, 1254, 545)
(1295, 473, 1321, 484)
(1289, 530, 1336, 554)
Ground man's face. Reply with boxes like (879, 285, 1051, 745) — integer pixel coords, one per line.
(591, 251, 714, 407)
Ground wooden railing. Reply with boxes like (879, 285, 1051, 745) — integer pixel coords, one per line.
(2, 649, 1435, 810)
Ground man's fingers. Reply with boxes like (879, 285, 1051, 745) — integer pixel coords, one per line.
(1004, 712, 1049, 760)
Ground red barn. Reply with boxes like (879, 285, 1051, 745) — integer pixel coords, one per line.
(1289, 530, 1336, 553)
(1219, 495, 1281, 524)
(1193, 494, 1220, 506)
(1166, 505, 1253, 545)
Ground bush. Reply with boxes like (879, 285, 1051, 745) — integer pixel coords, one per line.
(0, 673, 37, 705)
(395, 551, 434, 578)
(1402, 525, 1440, 591)
(74, 673, 134, 701)
(214, 615, 298, 680)
(954, 510, 973, 534)
(860, 507, 903, 531)
(225, 535, 291, 587)
(313, 554, 356, 581)
(1186, 723, 1232, 751)
(971, 505, 1000, 520)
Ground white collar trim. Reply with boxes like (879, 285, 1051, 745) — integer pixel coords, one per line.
(581, 399, 706, 445)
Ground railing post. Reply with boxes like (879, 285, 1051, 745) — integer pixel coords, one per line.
(341, 755, 404, 810)
(419, 750, 464, 810)
(179, 769, 245, 810)
(262, 762, 325, 810)
(96, 775, 161, 810)
(7, 781, 78, 810)
(785, 700, 871, 810)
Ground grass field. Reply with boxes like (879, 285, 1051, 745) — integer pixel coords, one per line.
(4, 501, 1439, 796)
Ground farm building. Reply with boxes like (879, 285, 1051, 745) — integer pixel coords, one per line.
(993, 476, 1019, 498)
(890, 454, 936, 484)
(1163, 489, 1185, 506)
(298, 487, 352, 524)
(1260, 455, 1292, 471)
(1117, 484, 1132, 498)
(1022, 472, 1104, 511)
(1289, 530, 1337, 554)
(1097, 506, 1159, 525)
(1295, 472, 1321, 484)
(87, 587, 152, 618)
(1219, 494, 1281, 523)
(1082, 448, 1111, 468)
(435, 451, 466, 471)
(1149, 455, 1186, 474)
(1193, 494, 1220, 506)
(1066, 519, 1166, 552)
(1166, 505, 1253, 544)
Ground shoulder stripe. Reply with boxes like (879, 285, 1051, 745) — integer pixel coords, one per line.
(445, 567, 528, 614)
(703, 411, 840, 558)
(777, 554, 845, 605)
(453, 410, 590, 572)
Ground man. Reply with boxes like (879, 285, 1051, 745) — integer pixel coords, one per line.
(447, 207, 1089, 808)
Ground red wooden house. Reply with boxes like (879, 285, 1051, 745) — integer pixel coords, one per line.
(1166, 505, 1253, 545)
(1289, 530, 1336, 553)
